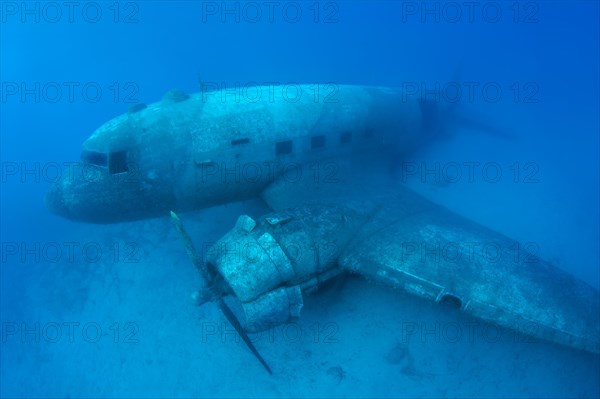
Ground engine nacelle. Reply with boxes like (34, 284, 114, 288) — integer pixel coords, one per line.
(206, 207, 352, 331)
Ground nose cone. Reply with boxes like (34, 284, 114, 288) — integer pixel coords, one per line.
(44, 162, 176, 223)
(44, 165, 114, 223)
(45, 178, 73, 220)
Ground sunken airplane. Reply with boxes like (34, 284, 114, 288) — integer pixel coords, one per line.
(46, 84, 600, 372)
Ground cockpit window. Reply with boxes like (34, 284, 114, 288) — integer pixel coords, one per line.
(231, 138, 250, 146)
(109, 151, 129, 174)
(311, 135, 326, 149)
(81, 150, 107, 166)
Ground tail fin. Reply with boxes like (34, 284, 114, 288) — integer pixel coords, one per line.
(419, 65, 516, 141)
(418, 94, 516, 142)
(454, 111, 517, 140)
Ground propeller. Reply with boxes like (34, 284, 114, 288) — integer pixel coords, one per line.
(170, 211, 273, 375)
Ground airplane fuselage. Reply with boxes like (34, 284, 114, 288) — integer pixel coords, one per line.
(46, 85, 430, 223)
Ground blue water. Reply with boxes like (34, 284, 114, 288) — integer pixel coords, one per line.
(1, 1, 599, 397)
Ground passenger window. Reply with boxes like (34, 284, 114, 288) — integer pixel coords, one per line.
(340, 132, 352, 145)
(275, 140, 293, 156)
(311, 135, 326, 149)
(231, 138, 250, 146)
(109, 151, 129, 174)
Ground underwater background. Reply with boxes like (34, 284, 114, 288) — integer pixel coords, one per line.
(1, 1, 599, 397)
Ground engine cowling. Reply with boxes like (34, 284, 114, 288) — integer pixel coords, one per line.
(206, 206, 358, 331)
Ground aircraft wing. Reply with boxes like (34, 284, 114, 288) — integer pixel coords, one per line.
(336, 186, 600, 354)
(207, 160, 600, 354)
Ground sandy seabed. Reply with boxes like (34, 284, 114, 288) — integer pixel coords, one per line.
(1, 202, 599, 398)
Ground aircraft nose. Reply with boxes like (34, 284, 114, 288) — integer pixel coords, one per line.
(44, 171, 106, 222)
(45, 180, 72, 219)
(44, 162, 174, 223)
(44, 163, 116, 223)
